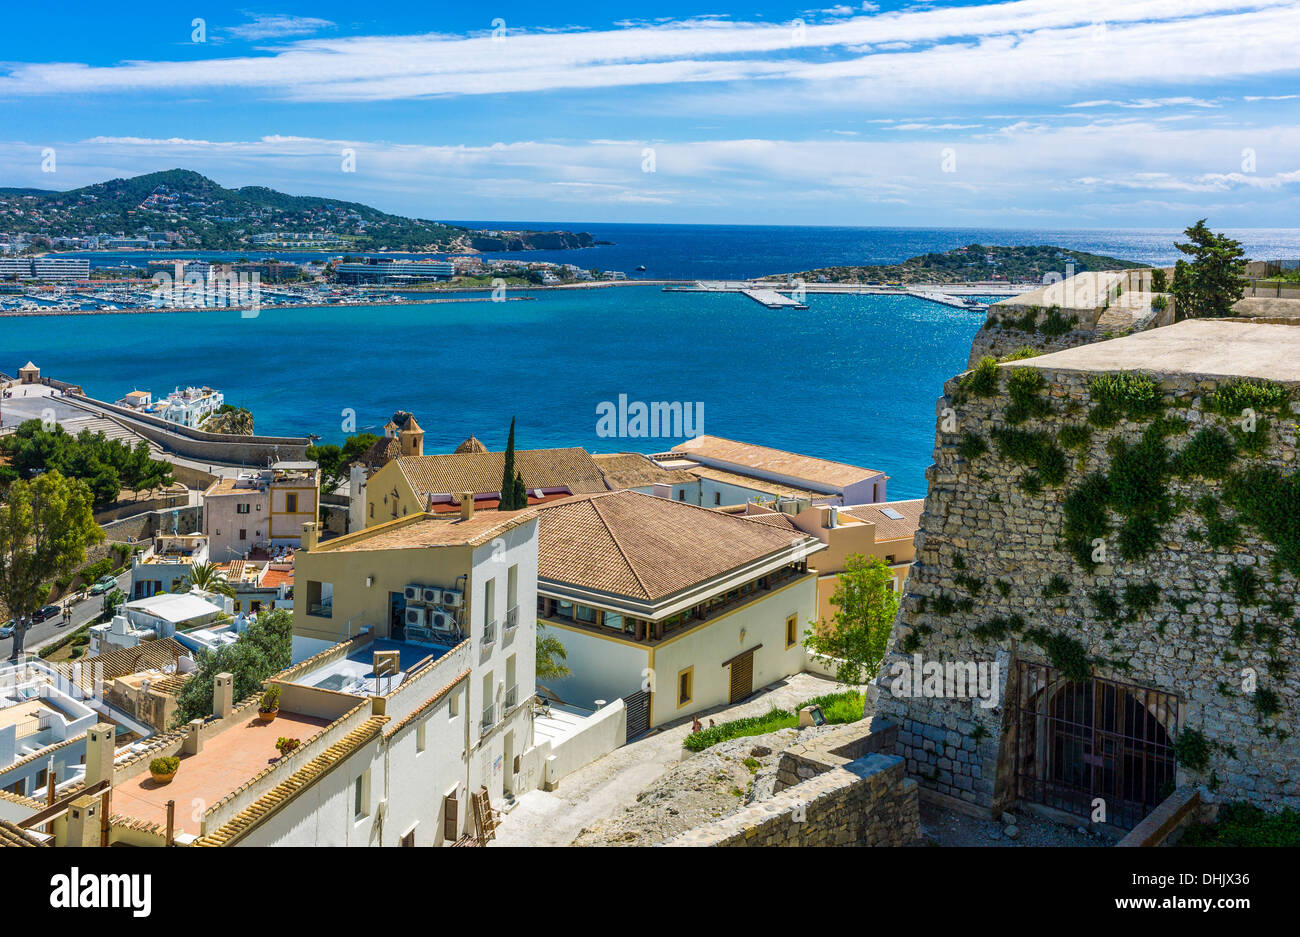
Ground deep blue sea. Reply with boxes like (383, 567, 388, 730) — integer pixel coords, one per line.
(16, 224, 1300, 499)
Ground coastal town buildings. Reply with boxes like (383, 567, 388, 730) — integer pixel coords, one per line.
(130, 533, 210, 599)
(534, 490, 825, 730)
(203, 462, 321, 560)
(147, 385, 224, 428)
(734, 498, 924, 623)
(89, 588, 231, 656)
(654, 435, 890, 508)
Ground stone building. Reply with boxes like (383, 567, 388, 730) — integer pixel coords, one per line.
(876, 318, 1300, 832)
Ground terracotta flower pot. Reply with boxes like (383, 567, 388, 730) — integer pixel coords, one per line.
(258, 708, 278, 723)
(151, 771, 175, 784)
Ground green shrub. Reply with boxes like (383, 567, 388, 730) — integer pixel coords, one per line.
(1181, 802, 1300, 847)
(1039, 305, 1078, 337)
(1087, 372, 1163, 427)
(150, 756, 179, 775)
(682, 691, 865, 752)
(1058, 424, 1092, 451)
(1005, 367, 1052, 424)
(1208, 379, 1291, 418)
(1041, 575, 1071, 598)
(1175, 728, 1211, 773)
(1173, 427, 1236, 478)
(961, 356, 1000, 399)
(958, 432, 988, 460)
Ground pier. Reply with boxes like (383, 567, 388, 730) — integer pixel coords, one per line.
(663, 279, 1015, 312)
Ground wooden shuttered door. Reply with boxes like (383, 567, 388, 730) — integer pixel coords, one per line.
(728, 649, 755, 704)
(623, 689, 651, 741)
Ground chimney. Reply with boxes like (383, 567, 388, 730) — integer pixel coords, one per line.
(213, 672, 234, 720)
(84, 723, 116, 789)
(301, 521, 318, 550)
(460, 491, 474, 521)
(64, 794, 102, 848)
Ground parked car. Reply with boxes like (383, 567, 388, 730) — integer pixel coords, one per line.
(90, 575, 118, 595)
(0, 620, 14, 639)
(32, 604, 61, 622)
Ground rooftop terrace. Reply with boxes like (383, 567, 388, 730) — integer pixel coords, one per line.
(1019, 319, 1300, 382)
(112, 709, 330, 835)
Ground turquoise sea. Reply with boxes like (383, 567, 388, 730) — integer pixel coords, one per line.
(0, 286, 984, 499)
(18, 223, 1300, 499)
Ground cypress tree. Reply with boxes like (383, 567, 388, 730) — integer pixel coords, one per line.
(500, 417, 519, 510)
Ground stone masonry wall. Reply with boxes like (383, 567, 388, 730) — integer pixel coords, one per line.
(667, 751, 919, 847)
(874, 360, 1300, 817)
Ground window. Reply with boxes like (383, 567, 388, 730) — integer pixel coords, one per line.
(677, 667, 694, 707)
(353, 772, 369, 820)
(604, 611, 624, 632)
(484, 576, 496, 630)
(575, 604, 596, 624)
(416, 719, 427, 753)
(554, 599, 574, 621)
(885, 554, 896, 564)
(677, 490, 686, 501)
(286, 492, 298, 513)
(306, 580, 333, 617)
(507, 564, 518, 616)
(714, 492, 721, 505)
(234, 600, 242, 612)
(786, 614, 798, 649)
(239, 528, 246, 541)
(236, 503, 250, 514)
(449, 688, 460, 718)
(369, 503, 374, 518)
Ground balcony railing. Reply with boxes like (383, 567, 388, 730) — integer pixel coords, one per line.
(505, 684, 518, 709)
(482, 619, 498, 647)
(481, 704, 496, 735)
(505, 605, 519, 631)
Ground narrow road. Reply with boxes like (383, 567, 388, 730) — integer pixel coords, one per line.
(2, 567, 131, 660)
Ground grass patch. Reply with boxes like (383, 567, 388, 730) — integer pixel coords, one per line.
(682, 691, 866, 752)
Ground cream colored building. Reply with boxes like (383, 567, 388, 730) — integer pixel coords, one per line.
(203, 461, 320, 560)
(737, 499, 924, 625)
(533, 490, 825, 732)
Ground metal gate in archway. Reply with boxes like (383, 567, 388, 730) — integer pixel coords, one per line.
(1013, 661, 1179, 830)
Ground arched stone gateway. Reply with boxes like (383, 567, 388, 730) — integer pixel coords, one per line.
(1006, 661, 1178, 830)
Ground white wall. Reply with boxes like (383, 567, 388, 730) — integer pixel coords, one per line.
(543, 699, 627, 789)
(542, 624, 649, 711)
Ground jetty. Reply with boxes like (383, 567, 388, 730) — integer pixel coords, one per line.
(664, 279, 1013, 312)
(740, 288, 808, 309)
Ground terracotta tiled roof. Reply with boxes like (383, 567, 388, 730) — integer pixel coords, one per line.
(396, 447, 608, 498)
(455, 435, 488, 454)
(318, 508, 538, 553)
(0, 820, 48, 848)
(192, 715, 389, 847)
(537, 490, 816, 601)
(260, 565, 294, 588)
(671, 435, 883, 490)
(843, 499, 925, 541)
(592, 452, 697, 490)
(739, 510, 800, 532)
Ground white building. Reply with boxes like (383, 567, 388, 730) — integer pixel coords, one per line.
(533, 490, 825, 731)
(89, 589, 231, 656)
(148, 385, 224, 428)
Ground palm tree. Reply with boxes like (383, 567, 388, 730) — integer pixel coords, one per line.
(179, 561, 236, 598)
(535, 624, 571, 680)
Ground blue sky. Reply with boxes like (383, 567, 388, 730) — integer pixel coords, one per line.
(1, 1, 1298, 226)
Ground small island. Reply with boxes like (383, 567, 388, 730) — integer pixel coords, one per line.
(773, 243, 1142, 285)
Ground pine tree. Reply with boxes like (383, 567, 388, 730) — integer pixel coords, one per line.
(1172, 219, 1247, 320)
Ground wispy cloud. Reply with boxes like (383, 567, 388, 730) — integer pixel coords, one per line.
(1, 1, 1296, 104)
(224, 14, 335, 41)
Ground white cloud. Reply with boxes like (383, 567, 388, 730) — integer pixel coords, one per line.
(224, 15, 335, 41)
(0, 0, 1296, 106)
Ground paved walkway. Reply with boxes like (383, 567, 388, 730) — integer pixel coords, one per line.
(491, 671, 852, 847)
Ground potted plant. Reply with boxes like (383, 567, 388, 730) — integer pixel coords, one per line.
(150, 756, 180, 784)
(276, 737, 301, 757)
(258, 685, 282, 723)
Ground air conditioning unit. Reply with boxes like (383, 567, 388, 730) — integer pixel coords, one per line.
(429, 610, 452, 631)
(403, 584, 423, 603)
(442, 589, 463, 608)
(421, 587, 442, 605)
(405, 606, 427, 627)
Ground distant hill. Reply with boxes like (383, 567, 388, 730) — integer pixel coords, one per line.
(0, 169, 597, 253)
(774, 244, 1143, 285)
